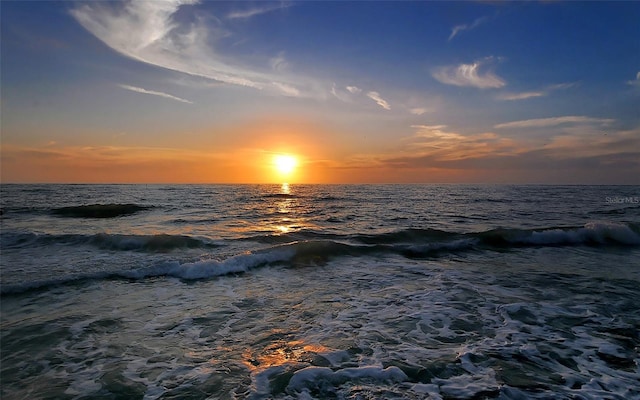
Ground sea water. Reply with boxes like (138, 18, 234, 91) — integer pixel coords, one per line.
(1, 184, 639, 399)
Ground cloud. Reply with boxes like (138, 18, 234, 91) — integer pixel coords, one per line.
(409, 108, 428, 115)
(269, 53, 289, 72)
(497, 91, 545, 101)
(332, 84, 390, 109)
(405, 125, 514, 160)
(494, 116, 614, 129)
(497, 82, 576, 101)
(70, 0, 304, 97)
(448, 16, 489, 41)
(357, 123, 640, 183)
(432, 58, 505, 89)
(271, 82, 300, 97)
(330, 84, 359, 103)
(366, 91, 391, 110)
(118, 84, 193, 104)
(627, 71, 640, 86)
(226, 2, 289, 20)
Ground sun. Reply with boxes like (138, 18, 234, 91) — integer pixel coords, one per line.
(273, 154, 298, 176)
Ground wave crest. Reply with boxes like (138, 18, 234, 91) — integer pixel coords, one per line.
(3, 222, 637, 295)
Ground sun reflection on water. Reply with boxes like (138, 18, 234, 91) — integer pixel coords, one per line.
(242, 338, 330, 372)
(270, 183, 307, 234)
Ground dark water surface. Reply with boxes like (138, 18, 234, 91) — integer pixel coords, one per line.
(1, 184, 639, 399)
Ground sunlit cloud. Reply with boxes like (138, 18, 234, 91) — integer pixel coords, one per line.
(497, 82, 576, 101)
(406, 124, 515, 160)
(409, 108, 428, 115)
(497, 91, 545, 101)
(627, 71, 640, 86)
(271, 82, 300, 97)
(542, 128, 640, 159)
(330, 85, 366, 104)
(366, 91, 391, 110)
(226, 2, 290, 20)
(330, 84, 361, 103)
(70, 0, 305, 97)
(448, 16, 489, 41)
(432, 58, 505, 89)
(118, 84, 193, 104)
(494, 115, 614, 129)
(343, 123, 640, 183)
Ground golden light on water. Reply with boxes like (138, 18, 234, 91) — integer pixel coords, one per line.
(242, 339, 330, 372)
(281, 182, 290, 194)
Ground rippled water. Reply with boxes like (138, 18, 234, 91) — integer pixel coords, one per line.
(1, 184, 639, 399)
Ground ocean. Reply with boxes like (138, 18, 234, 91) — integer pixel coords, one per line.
(1, 184, 639, 399)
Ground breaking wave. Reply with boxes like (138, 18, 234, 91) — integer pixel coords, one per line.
(2, 222, 638, 295)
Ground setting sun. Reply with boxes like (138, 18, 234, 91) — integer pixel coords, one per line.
(273, 154, 298, 176)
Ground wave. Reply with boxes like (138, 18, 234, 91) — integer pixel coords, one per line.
(4, 222, 638, 253)
(1, 232, 219, 252)
(2, 222, 638, 295)
(52, 203, 152, 218)
(1, 239, 392, 294)
(0, 243, 297, 295)
(476, 222, 640, 247)
(245, 222, 640, 248)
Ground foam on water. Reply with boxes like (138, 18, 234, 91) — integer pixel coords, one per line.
(2, 254, 639, 399)
(2, 184, 639, 399)
(2, 220, 639, 294)
(121, 246, 296, 280)
(513, 221, 640, 246)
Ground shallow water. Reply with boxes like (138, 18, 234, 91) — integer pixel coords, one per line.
(1, 184, 639, 399)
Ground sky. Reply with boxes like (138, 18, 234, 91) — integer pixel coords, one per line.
(1, 0, 639, 184)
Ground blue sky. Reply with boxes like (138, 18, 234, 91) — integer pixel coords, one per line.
(2, 1, 639, 183)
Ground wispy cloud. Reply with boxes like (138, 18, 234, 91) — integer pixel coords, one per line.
(448, 16, 489, 41)
(494, 115, 614, 129)
(627, 71, 640, 86)
(498, 82, 576, 101)
(271, 82, 300, 97)
(226, 2, 289, 20)
(330, 84, 360, 103)
(366, 91, 391, 110)
(409, 108, 428, 116)
(432, 58, 505, 89)
(71, 0, 304, 97)
(406, 124, 514, 160)
(339, 122, 639, 183)
(497, 91, 545, 101)
(118, 84, 193, 104)
(269, 52, 289, 72)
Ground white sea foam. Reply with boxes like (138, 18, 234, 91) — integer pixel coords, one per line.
(518, 221, 640, 245)
(120, 247, 296, 280)
(2, 185, 640, 399)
